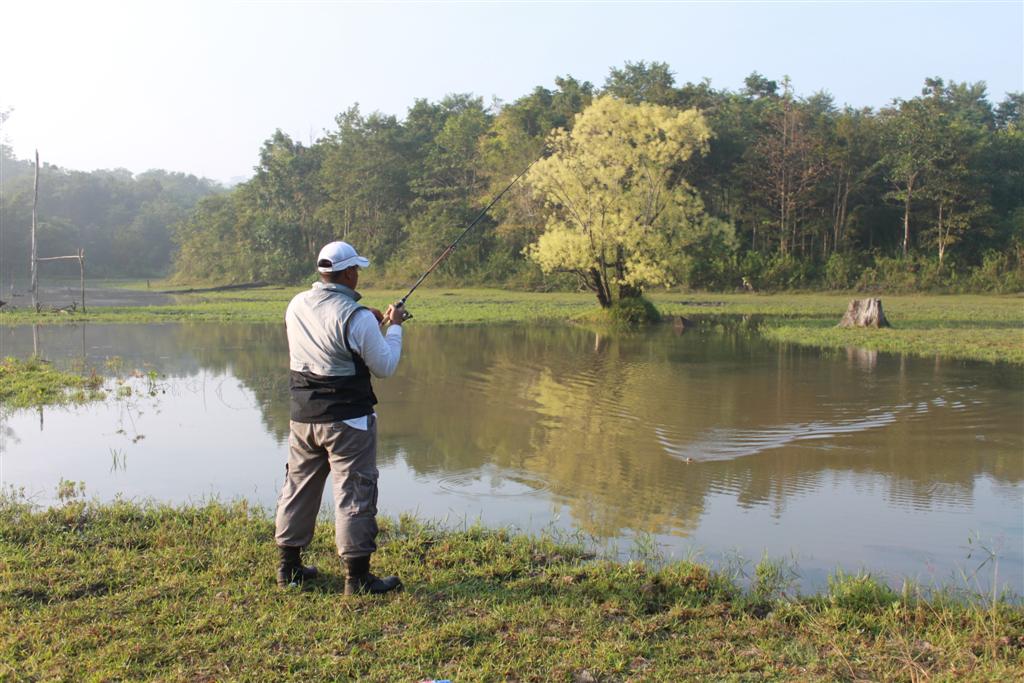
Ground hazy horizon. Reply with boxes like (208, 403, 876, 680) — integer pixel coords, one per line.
(2, 0, 1021, 184)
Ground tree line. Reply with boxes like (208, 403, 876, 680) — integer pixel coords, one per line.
(175, 63, 1023, 293)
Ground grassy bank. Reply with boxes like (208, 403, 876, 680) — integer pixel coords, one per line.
(2, 287, 1022, 364)
(1, 499, 1020, 681)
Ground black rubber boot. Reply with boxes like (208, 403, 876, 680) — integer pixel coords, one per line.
(276, 545, 318, 588)
(343, 555, 402, 596)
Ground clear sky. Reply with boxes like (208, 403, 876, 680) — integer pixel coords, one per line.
(2, 0, 1021, 184)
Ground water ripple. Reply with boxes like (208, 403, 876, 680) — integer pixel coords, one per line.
(437, 467, 550, 499)
(656, 412, 900, 462)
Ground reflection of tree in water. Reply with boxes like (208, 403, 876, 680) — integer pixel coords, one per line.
(15, 321, 1019, 540)
(172, 323, 291, 442)
(372, 323, 1022, 539)
(132, 321, 1024, 540)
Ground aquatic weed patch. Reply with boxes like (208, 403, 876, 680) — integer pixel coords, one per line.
(1, 499, 1021, 681)
(0, 357, 106, 409)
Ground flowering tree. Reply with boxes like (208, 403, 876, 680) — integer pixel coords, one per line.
(526, 96, 724, 307)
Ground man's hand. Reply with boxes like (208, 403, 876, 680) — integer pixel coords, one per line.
(384, 302, 408, 326)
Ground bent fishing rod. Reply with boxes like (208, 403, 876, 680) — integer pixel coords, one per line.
(388, 158, 538, 321)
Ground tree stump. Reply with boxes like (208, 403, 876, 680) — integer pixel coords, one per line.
(838, 298, 891, 328)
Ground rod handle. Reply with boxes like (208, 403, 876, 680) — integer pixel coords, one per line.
(379, 301, 413, 330)
(393, 300, 413, 322)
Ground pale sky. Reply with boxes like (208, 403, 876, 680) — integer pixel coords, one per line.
(2, 0, 1022, 184)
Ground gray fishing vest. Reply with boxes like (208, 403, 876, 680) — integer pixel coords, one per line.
(285, 282, 377, 422)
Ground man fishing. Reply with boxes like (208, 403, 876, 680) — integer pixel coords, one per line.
(274, 240, 407, 595)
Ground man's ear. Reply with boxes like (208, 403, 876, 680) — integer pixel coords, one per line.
(340, 266, 359, 285)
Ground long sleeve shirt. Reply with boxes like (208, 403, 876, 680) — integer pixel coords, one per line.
(345, 309, 403, 378)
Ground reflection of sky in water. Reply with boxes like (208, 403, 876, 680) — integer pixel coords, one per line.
(1, 322, 1021, 594)
(1, 374, 286, 508)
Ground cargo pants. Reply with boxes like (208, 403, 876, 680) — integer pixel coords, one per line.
(274, 416, 379, 559)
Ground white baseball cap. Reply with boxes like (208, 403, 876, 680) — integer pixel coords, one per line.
(317, 241, 370, 273)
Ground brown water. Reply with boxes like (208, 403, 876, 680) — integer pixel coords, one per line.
(2, 321, 1021, 593)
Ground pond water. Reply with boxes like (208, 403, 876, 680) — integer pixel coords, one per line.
(2, 321, 1022, 594)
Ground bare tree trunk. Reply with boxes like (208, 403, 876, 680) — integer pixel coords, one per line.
(831, 172, 850, 256)
(902, 174, 915, 257)
(596, 250, 611, 306)
(30, 150, 39, 310)
(830, 179, 842, 257)
(589, 267, 610, 308)
(780, 105, 789, 256)
(838, 178, 850, 250)
(619, 283, 641, 299)
(79, 249, 86, 312)
(614, 248, 642, 300)
(779, 191, 787, 255)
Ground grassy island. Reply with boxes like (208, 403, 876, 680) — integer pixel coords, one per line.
(1, 498, 1021, 681)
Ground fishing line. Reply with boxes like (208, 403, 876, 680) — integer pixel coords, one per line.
(391, 158, 539, 317)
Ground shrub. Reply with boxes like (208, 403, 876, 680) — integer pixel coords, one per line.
(823, 252, 861, 290)
(856, 256, 923, 292)
(737, 251, 767, 291)
(964, 250, 1024, 293)
(760, 254, 816, 290)
(683, 253, 739, 291)
(608, 296, 661, 326)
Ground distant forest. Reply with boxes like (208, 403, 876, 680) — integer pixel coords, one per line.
(0, 128, 222, 282)
(4, 63, 1022, 292)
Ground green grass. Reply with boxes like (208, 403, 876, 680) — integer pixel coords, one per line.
(1, 497, 1020, 681)
(0, 357, 106, 409)
(2, 287, 1022, 364)
(661, 292, 1023, 365)
(762, 323, 1024, 365)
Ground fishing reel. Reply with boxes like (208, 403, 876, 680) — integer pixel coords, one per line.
(393, 302, 414, 322)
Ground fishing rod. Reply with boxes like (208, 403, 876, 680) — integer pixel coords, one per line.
(387, 158, 538, 321)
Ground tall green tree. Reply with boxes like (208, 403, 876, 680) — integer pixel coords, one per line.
(248, 131, 328, 278)
(740, 79, 830, 256)
(880, 87, 947, 256)
(823, 107, 882, 255)
(927, 80, 1001, 266)
(403, 95, 493, 280)
(172, 194, 250, 282)
(319, 106, 412, 264)
(603, 61, 680, 106)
